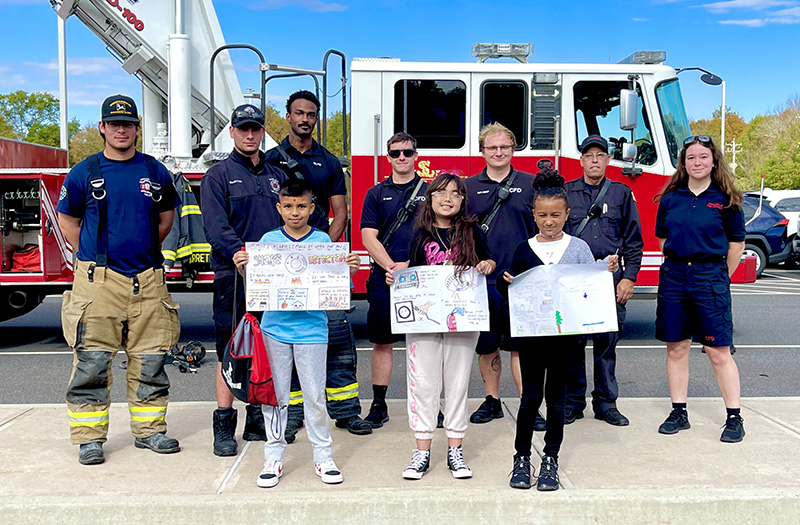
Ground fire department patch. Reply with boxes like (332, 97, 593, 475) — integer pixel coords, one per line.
(139, 178, 153, 197)
(59, 186, 67, 201)
(269, 177, 280, 194)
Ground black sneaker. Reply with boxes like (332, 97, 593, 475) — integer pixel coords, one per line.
(402, 449, 430, 480)
(243, 404, 267, 441)
(78, 441, 105, 465)
(284, 417, 304, 444)
(212, 408, 238, 456)
(335, 415, 373, 435)
(594, 407, 630, 427)
(720, 414, 745, 443)
(537, 455, 559, 491)
(365, 400, 389, 428)
(447, 445, 472, 479)
(509, 454, 531, 489)
(534, 413, 547, 432)
(134, 432, 180, 454)
(469, 396, 503, 424)
(564, 408, 584, 425)
(658, 408, 691, 435)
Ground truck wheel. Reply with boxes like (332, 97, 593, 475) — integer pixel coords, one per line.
(743, 244, 766, 279)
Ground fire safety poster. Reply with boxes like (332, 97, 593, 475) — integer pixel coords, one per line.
(244, 242, 351, 311)
(508, 263, 618, 337)
(390, 266, 489, 334)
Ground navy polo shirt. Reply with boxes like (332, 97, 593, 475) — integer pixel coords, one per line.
(655, 183, 745, 261)
(265, 137, 346, 231)
(464, 166, 535, 284)
(360, 175, 428, 277)
(57, 151, 180, 277)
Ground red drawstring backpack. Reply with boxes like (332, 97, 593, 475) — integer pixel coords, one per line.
(220, 313, 277, 406)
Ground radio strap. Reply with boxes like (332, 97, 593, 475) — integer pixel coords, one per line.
(574, 178, 610, 238)
(380, 177, 425, 248)
(480, 170, 518, 233)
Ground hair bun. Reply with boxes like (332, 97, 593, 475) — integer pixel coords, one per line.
(532, 170, 565, 190)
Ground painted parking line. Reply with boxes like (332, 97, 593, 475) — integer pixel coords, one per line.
(353, 344, 800, 351)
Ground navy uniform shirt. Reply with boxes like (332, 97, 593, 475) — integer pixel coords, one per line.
(360, 174, 428, 278)
(200, 149, 287, 277)
(565, 177, 644, 282)
(265, 137, 347, 231)
(464, 167, 535, 285)
(57, 151, 180, 277)
(655, 183, 745, 261)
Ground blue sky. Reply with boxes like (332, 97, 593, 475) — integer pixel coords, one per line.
(0, 0, 798, 127)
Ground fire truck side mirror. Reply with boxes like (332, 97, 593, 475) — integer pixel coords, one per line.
(619, 89, 638, 131)
(621, 143, 638, 162)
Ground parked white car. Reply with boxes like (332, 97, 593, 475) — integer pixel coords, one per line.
(762, 189, 800, 244)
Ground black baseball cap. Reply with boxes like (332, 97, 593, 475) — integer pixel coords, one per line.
(579, 134, 608, 154)
(101, 95, 140, 123)
(231, 104, 265, 128)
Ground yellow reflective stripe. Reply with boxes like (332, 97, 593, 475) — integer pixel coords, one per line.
(176, 243, 211, 257)
(68, 409, 108, 418)
(180, 205, 201, 217)
(68, 419, 108, 427)
(289, 390, 304, 405)
(326, 382, 359, 401)
(129, 406, 167, 422)
(326, 383, 358, 395)
(162, 250, 177, 261)
(131, 415, 166, 422)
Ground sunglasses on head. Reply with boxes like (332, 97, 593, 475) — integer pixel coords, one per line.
(388, 148, 416, 159)
(683, 135, 712, 147)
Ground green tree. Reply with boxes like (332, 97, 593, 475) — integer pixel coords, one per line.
(325, 110, 350, 158)
(68, 123, 105, 167)
(264, 103, 289, 146)
(0, 90, 79, 148)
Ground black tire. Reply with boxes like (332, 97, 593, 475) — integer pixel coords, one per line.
(744, 243, 767, 278)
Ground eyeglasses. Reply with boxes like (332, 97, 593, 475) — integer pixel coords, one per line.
(483, 145, 514, 153)
(582, 153, 609, 161)
(388, 148, 416, 158)
(104, 121, 137, 130)
(683, 135, 713, 147)
(431, 191, 464, 201)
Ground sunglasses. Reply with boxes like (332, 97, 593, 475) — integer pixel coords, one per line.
(388, 148, 416, 159)
(683, 135, 712, 147)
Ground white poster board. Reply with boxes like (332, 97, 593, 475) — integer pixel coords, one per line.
(508, 263, 618, 337)
(244, 242, 351, 311)
(390, 266, 489, 334)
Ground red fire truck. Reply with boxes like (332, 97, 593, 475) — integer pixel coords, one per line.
(0, 2, 742, 322)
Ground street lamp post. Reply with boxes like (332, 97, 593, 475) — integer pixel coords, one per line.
(676, 67, 725, 158)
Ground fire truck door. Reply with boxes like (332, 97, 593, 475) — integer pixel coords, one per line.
(40, 174, 72, 280)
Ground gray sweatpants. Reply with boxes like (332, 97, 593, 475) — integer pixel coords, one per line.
(261, 336, 333, 464)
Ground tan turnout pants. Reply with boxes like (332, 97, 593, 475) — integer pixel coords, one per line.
(63, 260, 180, 444)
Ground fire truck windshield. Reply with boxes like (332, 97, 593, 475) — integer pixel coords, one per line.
(655, 79, 692, 168)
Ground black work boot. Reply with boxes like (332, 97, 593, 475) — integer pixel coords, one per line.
(470, 395, 503, 423)
(78, 441, 105, 465)
(335, 415, 373, 435)
(243, 404, 267, 441)
(213, 408, 238, 456)
(284, 417, 304, 444)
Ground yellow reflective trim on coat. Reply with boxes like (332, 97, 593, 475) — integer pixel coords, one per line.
(180, 205, 202, 217)
(176, 243, 211, 258)
(162, 249, 177, 261)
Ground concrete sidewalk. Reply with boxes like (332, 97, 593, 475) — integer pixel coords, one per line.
(1, 398, 799, 524)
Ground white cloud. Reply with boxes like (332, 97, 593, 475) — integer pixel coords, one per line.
(632, 17, 651, 21)
(700, 0, 796, 13)
(718, 4, 800, 23)
(0, 0, 43, 5)
(24, 57, 123, 76)
(248, 0, 347, 12)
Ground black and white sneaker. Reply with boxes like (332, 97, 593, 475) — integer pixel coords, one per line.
(257, 460, 283, 488)
(315, 459, 343, 484)
(402, 449, 430, 480)
(537, 455, 559, 491)
(509, 454, 531, 489)
(447, 445, 472, 479)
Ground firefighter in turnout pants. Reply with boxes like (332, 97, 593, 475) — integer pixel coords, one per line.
(57, 95, 182, 465)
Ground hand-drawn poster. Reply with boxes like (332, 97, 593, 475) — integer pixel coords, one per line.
(245, 242, 351, 311)
(390, 266, 489, 334)
(508, 263, 618, 337)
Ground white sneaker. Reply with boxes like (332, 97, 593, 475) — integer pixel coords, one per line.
(402, 449, 430, 480)
(257, 460, 283, 488)
(447, 445, 472, 479)
(315, 459, 343, 484)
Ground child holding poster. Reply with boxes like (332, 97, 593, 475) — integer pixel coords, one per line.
(234, 178, 359, 488)
(496, 170, 618, 491)
(386, 173, 496, 480)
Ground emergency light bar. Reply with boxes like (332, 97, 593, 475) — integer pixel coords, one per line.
(472, 43, 533, 64)
(617, 51, 667, 65)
